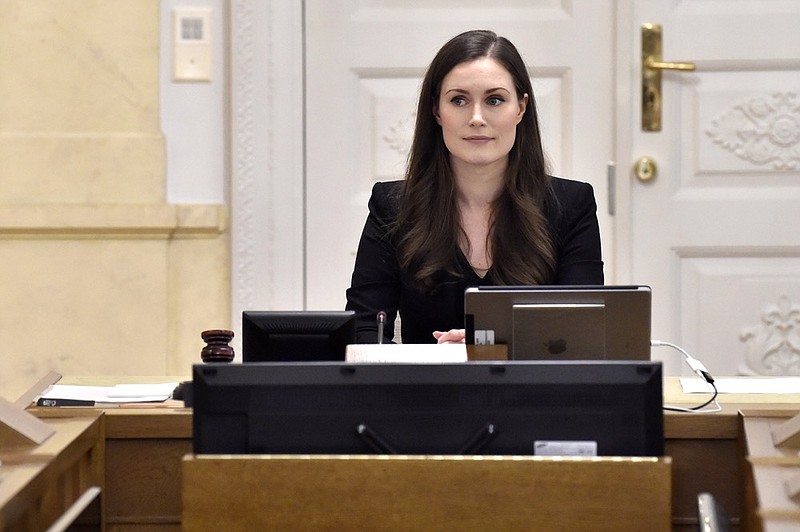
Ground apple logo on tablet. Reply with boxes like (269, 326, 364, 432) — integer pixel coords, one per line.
(546, 338, 567, 355)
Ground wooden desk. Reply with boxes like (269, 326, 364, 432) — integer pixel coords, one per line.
(0, 411, 103, 531)
(31, 376, 191, 531)
(27, 376, 800, 531)
(662, 379, 800, 531)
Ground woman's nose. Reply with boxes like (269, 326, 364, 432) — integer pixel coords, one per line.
(469, 104, 486, 126)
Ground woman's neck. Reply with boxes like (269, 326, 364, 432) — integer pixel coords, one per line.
(452, 159, 506, 276)
(452, 159, 506, 209)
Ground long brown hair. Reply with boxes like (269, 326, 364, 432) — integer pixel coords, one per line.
(395, 30, 556, 292)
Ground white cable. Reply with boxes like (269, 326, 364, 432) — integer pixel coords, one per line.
(651, 340, 714, 383)
(651, 340, 721, 413)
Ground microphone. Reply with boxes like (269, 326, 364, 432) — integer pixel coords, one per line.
(651, 340, 714, 384)
(376, 311, 386, 344)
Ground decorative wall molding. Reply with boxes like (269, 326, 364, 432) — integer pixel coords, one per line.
(706, 92, 800, 170)
(230, 0, 259, 312)
(739, 295, 800, 375)
(0, 204, 227, 239)
(229, 0, 304, 335)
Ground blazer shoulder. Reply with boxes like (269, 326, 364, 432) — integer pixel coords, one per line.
(368, 180, 404, 220)
(549, 176, 595, 205)
(545, 176, 598, 235)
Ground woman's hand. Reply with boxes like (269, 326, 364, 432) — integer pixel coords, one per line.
(433, 329, 466, 344)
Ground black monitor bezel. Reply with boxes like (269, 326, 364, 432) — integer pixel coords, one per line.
(241, 310, 356, 362)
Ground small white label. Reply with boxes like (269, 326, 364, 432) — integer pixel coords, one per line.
(534, 440, 598, 457)
(474, 329, 496, 345)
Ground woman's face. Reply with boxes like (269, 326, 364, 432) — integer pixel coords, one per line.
(434, 57, 528, 173)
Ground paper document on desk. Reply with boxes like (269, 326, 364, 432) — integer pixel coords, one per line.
(345, 343, 468, 363)
(680, 376, 800, 394)
(37, 383, 178, 404)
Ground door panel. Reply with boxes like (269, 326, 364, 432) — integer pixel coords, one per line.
(304, 0, 615, 310)
(628, 0, 800, 375)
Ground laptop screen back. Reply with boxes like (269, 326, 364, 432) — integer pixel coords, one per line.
(464, 285, 651, 361)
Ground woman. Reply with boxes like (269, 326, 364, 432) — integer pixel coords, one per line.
(346, 29, 603, 344)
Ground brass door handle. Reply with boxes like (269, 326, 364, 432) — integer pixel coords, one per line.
(642, 23, 696, 132)
(634, 156, 657, 182)
(645, 59, 696, 71)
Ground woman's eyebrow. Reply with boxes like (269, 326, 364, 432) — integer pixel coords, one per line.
(444, 86, 512, 95)
(484, 86, 512, 94)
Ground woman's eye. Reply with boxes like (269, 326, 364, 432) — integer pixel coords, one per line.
(451, 96, 467, 106)
(487, 96, 505, 106)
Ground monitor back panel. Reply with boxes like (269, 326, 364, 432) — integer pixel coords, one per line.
(464, 286, 652, 361)
(192, 361, 665, 457)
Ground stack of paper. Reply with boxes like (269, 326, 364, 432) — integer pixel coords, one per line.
(36, 382, 178, 406)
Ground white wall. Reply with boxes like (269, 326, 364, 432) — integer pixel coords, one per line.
(159, 0, 227, 205)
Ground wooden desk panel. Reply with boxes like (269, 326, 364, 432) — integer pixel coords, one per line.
(103, 408, 191, 532)
(0, 412, 103, 531)
(667, 437, 740, 530)
(183, 455, 672, 531)
(105, 438, 190, 531)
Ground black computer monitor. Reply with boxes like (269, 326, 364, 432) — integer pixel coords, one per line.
(241, 310, 356, 362)
(464, 285, 652, 361)
(192, 360, 664, 456)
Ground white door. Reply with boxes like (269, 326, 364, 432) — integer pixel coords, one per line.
(625, 1, 800, 375)
(304, 0, 616, 311)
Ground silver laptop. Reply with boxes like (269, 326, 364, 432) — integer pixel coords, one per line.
(464, 285, 651, 361)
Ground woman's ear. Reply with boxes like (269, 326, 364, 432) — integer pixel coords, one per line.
(433, 103, 441, 125)
(517, 93, 529, 122)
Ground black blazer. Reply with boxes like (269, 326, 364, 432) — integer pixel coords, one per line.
(345, 178, 604, 344)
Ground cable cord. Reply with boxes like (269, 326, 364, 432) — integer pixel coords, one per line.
(652, 340, 722, 413)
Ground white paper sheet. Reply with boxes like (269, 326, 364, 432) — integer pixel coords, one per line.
(345, 343, 468, 363)
(680, 376, 800, 394)
(38, 382, 178, 403)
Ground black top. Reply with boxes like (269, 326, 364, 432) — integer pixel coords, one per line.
(345, 178, 604, 344)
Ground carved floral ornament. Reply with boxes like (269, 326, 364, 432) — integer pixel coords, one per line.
(706, 92, 800, 170)
(382, 112, 417, 159)
(739, 295, 800, 376)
